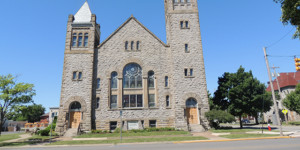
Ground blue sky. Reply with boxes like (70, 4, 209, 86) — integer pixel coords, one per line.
(0, 0, 299, 112)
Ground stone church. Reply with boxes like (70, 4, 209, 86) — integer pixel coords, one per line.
(56, 0, 210, 135)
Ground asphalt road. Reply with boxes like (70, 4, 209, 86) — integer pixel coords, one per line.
(3, 138, 300, 150)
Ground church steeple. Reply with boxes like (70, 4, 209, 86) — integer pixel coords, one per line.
(74, 1, 92, 23)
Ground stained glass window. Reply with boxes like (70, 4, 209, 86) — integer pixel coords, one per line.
(123, 63, 142, 88)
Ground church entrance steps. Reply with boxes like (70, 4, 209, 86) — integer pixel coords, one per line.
(63, 128, 78, 138)
(189, 124, 205, 133)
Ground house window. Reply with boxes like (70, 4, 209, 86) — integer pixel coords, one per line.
(136, 41, 140, 50)
(123, 95, 143, 108)
(123, 63, 143, 88)
(110, 95, 117, 109)
(166, 96, 170, 107)
(187, 0, 190, 3)
(149, 94, 155, 108)
(111, 72, 118, 89)
(72, 33, 77, 47)
(78, 72, 82, 80)
(174, 0, 179, 3)
(110, 122, 117, 130)
(78, 33, 83, 47)
(131, 41, 134, 50)
(185, 69, 194, 77)
(148, 71, 155, 88)
(73, 72, 77, 80)
(96, 97, 100, 109)
(185, 44, 189, 53)
(84, 33, 88, 47)
(97, 78, 101, 89)
(125, 41, 128, 50)
(149, 120, 156, 128)
(165, 76, 169, 87)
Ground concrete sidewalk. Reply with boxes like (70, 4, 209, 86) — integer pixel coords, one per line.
(0, 134, 32, 143)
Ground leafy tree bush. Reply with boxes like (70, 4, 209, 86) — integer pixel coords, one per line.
(283, 84, 300, 114)
(205, 109, 235, 129)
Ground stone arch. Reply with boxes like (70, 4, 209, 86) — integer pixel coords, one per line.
(63, 96, 87, 112)
(182, 93, 202, 108)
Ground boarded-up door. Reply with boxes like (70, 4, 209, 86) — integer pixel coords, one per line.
(70, 112, 81, 128)
(186, 108, 198, 124)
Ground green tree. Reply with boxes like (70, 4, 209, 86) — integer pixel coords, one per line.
(0, 74, 35, 135)
(274, 0, 300, 39)
(213, 66, 273, 128)
(283, 84, 300, 114)
(7, 104, 45, 123)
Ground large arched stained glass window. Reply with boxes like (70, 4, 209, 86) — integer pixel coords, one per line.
(123, 63, 142, 88)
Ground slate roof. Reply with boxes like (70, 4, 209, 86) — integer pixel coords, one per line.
(74, 1, 92, 23)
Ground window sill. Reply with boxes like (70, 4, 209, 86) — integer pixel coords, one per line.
(123, 88, 143, 90)
(96, 89, 101, 91)
(185, 76, 195, 78)
(148, 107, 159, 110)
(165, 87, 170, 89)
(166, 107, 172, 109)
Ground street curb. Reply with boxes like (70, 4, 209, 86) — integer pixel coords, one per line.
(173, 136, 291, 144)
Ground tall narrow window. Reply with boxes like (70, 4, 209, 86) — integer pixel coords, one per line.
(78, 33, 83, 47)
(78, 72, 82, 80)
(187, 0, 191, 3)
(72, 33, 77, 47)
(96, 98, 100, 109)
(190, 69, 194, 76)
(180, 0, 184, 3)
(123, 63, 142, 89)
(180, 21, 184, 29)
(185, 21, 189, 28)
(136, 41, 140, 50)
(131, 41, 134, 50)
(149, 94, 155, 108)
(73, 72, 77, 80)
(110, 95, 117, 109)
(185, 44, 189, 53)
(184, 69, 188, 76)
(174, 0, 179, 3)
(148, 71, 155, 88)
(84, 33, 88, 47)
(125, 41, 128, 50)
(166, 96, 170, 107)
(111, 72, 118, 89)
(165, 76, 169, 87)
(97, 78, 101, 89)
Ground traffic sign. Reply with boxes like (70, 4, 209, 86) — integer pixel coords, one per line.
(282, 109, 288, 115)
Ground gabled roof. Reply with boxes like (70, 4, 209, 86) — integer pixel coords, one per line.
(99, 16, 168, 48)
(74, 1, 92, 23)
(266, 72, 300, 91)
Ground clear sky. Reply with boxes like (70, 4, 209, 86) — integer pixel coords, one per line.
(0, 0, 299, 112)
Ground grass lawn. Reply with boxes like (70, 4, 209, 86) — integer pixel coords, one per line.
(220, 134, 280, 139)
(75, 131, 190, 138)
(50, 136, 208, 145)
(211, 129, 262, 133)
(0, 133, 22, 142)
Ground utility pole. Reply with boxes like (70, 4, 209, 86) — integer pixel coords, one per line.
(263, 47, 283, 136)
(271, 65, 288, 125)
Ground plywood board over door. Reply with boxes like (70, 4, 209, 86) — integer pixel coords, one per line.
(70, 112, 81, 128)
(186, 108, 198, 124)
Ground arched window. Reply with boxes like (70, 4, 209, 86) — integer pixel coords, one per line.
(165, 76, 169, 87)
(123, 63, 142, 88)
(136, 41, 140, 50)
(78, 33, 83, 47)
(70, 102, 81, 111)
(125, 41, 128, 50)
(84, 33, 88, 47)
(166, 96, 170, 107)
(72, 33, 77, 47)
(111, 72, 118, 89)
(131, 41, 134, 50)
(97, 78, 100, 89)
(186, 98, 197, 108)
(148, 71, 155, 88)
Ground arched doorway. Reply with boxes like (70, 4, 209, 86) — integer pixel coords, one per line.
(69, 101, 82, 128)
(186, 98, 199, 125)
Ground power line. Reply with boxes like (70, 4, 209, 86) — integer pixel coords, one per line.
(266, 27, 295, 48)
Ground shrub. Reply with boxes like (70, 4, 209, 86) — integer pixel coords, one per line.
(205, 109, 235, 129)
(38, 128, 50, 136)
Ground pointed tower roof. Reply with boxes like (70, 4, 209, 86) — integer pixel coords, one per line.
(74, 1, 92, 23)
